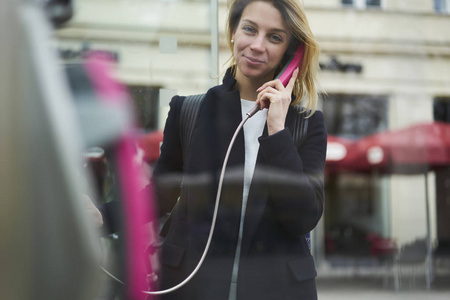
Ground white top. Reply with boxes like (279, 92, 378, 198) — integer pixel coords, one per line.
(228, 99, 267, 300)
(241, 99, 267, 200)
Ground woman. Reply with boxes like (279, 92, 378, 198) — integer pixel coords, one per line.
(151, 0, 327, 299)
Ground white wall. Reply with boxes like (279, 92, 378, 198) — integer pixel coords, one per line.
(390, 173, 437, 245)
(386, 0, 434, 13)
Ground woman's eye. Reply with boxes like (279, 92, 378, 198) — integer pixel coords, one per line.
(270, 35, 283, 43)
(243, 26, 255, 33)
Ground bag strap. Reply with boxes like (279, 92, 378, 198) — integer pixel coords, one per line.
(292, 105, 309, 149)
(179, 93, 206, 163)
(160, 94, 205, 238)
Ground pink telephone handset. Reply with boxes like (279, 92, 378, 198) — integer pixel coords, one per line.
(275, 43, 305, 87)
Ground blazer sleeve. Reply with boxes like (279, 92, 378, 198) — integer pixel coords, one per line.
(151, 96, 185, 218)
(258, 110, 327, 236)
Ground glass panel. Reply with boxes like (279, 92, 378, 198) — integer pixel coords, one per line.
(5, 0, 448, 299)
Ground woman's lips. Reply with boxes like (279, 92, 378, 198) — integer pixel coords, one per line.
(244, 55, 265, 65)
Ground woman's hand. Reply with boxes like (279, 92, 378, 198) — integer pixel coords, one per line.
(256, 68, 299, 135)
(83, 194, 103, 227)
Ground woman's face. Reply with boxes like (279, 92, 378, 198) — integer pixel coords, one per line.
(232, 1, 291, 83)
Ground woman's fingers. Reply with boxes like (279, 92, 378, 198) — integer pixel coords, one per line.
(256, 67, 299, 108)
(256, 87, 276, 109)
(256, 78, 283, 93)
(256, 67, 299, 93)
(285, 68, 299, 92)
(255, 67, 300, 131)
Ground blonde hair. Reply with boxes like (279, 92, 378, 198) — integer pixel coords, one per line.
(226, 0, 320, 114)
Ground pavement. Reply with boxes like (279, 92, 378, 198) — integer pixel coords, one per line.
(316, 270, 450, 300)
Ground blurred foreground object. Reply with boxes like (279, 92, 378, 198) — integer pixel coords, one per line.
(44, 0, 73, 27)
(0, 1, 101, 299)
(80, 53, 157, 299)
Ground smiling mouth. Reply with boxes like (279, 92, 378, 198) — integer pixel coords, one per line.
(244, 55, 264, 64)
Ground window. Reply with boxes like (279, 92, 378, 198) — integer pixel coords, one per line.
(342, 0, 382, 9)
(322, 94, 388, 139)
(435, 0, 450, 13)
(434, 97, 450, 122)
(365, 0, 381, 7)
(128, 86, 161, 131)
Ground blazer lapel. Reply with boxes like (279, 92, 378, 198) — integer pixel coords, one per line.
(240, 107, 298, 253)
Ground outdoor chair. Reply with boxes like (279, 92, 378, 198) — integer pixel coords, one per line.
(393, 239, 429, 290)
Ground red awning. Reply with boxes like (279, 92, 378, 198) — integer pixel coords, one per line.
(351, 121, 450, 174)
(137, 130, 164, 164)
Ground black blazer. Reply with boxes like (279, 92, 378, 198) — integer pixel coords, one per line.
(152, 69, 327, 300)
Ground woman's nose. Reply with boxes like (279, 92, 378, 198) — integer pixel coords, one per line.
(250, 35, 265, 52)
